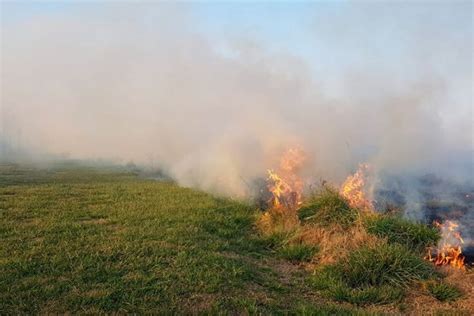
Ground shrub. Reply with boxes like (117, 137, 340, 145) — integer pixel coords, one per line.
(279, 243, 318, 262)
(365, 215, 440, 251)
(342, 243, 436, 288)
(298, 187, 358, 227)
(427, 281, 463, 302)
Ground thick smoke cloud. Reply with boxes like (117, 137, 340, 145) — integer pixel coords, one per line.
(1, 2, 472, 198)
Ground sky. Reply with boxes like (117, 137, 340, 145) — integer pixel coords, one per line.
(21, 2, 472, 106)
(3, 2, 472, 68)
(4, 1, 471, 75)
(1, 1, 473, 195)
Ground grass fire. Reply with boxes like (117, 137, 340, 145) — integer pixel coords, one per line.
(257, 147, 472, 312)
(1, 1, 472, 314)
(426, 220, 466, 270)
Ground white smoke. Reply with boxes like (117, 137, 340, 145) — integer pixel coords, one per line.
(1, 2, 472, 197)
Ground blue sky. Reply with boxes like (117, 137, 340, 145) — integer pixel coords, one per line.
(2, 1, 472, 98)
(2, 1, 333, 59)
(3, 1, 471, 67)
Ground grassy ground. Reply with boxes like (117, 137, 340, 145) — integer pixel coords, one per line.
(1, 163, 472, 314)
(0, 163, 363, 314)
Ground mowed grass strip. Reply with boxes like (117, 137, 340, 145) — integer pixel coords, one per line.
(0, 165, 356, 314)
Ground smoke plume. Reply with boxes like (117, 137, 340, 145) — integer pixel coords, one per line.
(1, 2, 472, 199)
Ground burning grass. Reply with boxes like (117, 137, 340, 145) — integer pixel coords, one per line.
(340, 163, 373, 210)
(4, 162, 470, 314)
(426, 220, 466, 270)
(256, 151, 470, 311)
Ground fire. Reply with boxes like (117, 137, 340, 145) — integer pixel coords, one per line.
(267, 169, 292, 209)
(340, 163, 372, 210)
(426, 220, 465, 270)
(267, 147, 306, 210)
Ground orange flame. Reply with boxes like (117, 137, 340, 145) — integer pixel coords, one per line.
(340, 163, 372, 210)
(267, 147, 306, 210)
(426, 220, 465, 270)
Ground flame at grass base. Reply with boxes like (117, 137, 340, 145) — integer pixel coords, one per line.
(267, 147, 306, 210)
(340, 163, 372, 210)
(426, 220, 466, 270)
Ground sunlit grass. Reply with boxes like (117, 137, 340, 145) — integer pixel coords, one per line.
(0, 164, 340, 314)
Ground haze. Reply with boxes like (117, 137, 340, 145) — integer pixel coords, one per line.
(1, 1, 472, 196)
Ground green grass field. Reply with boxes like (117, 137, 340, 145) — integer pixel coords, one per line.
(1, 163, 471, 314)
(0, 163, 364, 314)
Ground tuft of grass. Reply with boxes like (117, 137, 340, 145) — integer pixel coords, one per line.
(427, 281, 463, 302)
(331, 284, 404, 306)
(310, 266, 344, 293)
(298, 187, 358, 227)
(310, 266, 403, 306)
(279, 243, 319, 263)
(310, 243, 436, 305)
(364, 215, 440, 251)
(341, 243, 436, 288)
(259, 231, 290, 250)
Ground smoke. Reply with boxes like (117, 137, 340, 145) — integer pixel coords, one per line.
(1, 2, 472, 198)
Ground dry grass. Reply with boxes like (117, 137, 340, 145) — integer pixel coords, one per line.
(257, 206, 381, 266)
(256, 208, 300, 237)
(257, 199, 388, 269)
(298, 223, 381, 265)
(256, 192, 472, 312)
(314, 266, 473, 315)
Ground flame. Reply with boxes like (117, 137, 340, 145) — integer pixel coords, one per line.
(426, 220, 465, 270)
(340, 163, 372, 210)
(267, 147, 306, 210)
